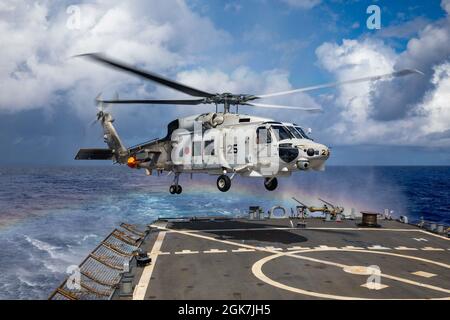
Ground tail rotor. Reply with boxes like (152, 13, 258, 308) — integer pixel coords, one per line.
(92, 92, 117, 125)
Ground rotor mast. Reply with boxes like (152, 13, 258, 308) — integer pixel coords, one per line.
(223, 98, 230, 113)
(223, 93, 231, 113)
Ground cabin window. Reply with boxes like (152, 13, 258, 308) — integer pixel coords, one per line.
(256, 127, 272, 144)
(204, 139, 215, 156)
(270, 125, 293, 141)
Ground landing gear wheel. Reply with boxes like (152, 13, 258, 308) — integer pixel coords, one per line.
(217, 175, 231, 192)
(264, 177, 278, 191)
(169, 185, 182, 194)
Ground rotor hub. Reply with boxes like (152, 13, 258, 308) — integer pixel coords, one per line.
(204, 93, 256, 112)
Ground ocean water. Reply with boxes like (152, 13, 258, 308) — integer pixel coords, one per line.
(0, 165, 448, 299)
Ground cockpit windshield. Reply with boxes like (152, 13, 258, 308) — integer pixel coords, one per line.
(270, 125, 293, 141)
(286, 126, 303, 139)
(294, 126, 312, 140)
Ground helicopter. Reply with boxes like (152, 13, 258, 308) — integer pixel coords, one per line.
(75, 53, 422, 194)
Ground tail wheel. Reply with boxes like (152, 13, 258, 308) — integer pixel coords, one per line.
(264, 177, 278, 191)
(217, 175, 231, 192)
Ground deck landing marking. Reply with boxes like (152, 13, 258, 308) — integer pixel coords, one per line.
(395, 246, 418, 251)
(204, 249, 227, 253)
(252, 249, 450, 300)
(343, 266, 378, 275)
(361, 283, 389, 290)
(232, 248, 255, 253)
(175, 250, 199, 254)
(149, 245, 448, 255)
(422, 247, 445, 251)
(150, 224, 450, 299)
(368, 245, 391, 250)
(287, 246, 310, 250)
(317, 245, 338, 250)
(168, 225, 449, 241)
(144, 245, 444, 254)
(155, 251, 171, 255)
(265, 246, 283, 251)
(411, 271, 437, 278)
(133, 231, 166, 300)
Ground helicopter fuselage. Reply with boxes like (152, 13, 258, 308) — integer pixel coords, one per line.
(75, 53, 420, 194)
(124, 112, 329, 179)
(76, 111, 329, 193)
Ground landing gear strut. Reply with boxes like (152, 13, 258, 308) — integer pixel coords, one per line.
(217, 175, 231, 192)
(169, 172, 182, 194)
(264, 177, 278, 191)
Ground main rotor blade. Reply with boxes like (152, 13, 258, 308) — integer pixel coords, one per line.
(78, 53, 215, 98)
(98, 99, 206, 105)
(255, 69, 424, 99)
(244, 102, 322, 112)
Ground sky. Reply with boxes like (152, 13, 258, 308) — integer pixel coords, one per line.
(0, 0, 449, 165)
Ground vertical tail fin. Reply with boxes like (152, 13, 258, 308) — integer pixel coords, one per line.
(75, 95, 128, 163)
(99, 112, 128, 163)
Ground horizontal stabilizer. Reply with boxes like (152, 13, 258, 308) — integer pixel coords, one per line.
(75, 148, 113, 160)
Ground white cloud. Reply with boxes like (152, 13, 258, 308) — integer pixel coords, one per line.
(311, 2, 450, 147)
(0, 0, 230, 115)
(316, 38, 396, 123)
(419, 62, 450, 137)
(0, 0, 323, 148)
(316, 34, 450, 147)
(442, 0, 450, 15)
(316, 38, 399, 144)
(2, 0, 448, 151)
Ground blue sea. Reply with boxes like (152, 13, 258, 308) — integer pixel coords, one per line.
(0, 166, 448, 299)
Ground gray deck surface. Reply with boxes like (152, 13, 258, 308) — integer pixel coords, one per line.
(115, 218, 450, 300)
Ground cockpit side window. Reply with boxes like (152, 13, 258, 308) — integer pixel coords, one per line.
(286, 126, 303, 139)
(295, 126, 311, 140)
(256, 127, 272, 144)
(270, 125, 293, 141)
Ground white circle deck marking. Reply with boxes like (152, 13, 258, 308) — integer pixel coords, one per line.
(343, 266, 379, 275)
(151, 224, 450, 299)
(252, 248, 450, 300)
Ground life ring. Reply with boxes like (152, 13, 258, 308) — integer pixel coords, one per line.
(269, 206, 286, 219)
